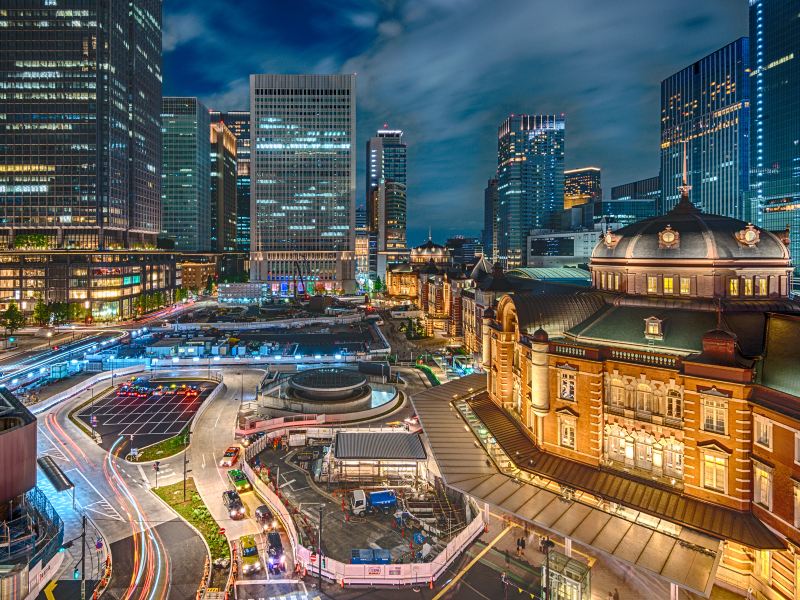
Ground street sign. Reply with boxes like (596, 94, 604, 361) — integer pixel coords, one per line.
(218, 528, 225, 536)
(90, 416, 97, 425)
(95, 538, 103, 550)
(130, 448, 139, 458)
(310, 552, 317, 563)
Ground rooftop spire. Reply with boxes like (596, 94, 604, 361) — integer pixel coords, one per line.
(677, 140, 692, 203)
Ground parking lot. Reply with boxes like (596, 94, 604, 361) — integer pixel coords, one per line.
(75, 378, 214, 452)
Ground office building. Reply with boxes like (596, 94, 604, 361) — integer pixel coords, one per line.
(366, 128, 408, 279)
(483, 178, 498, 260)
(210, 122, 238, 252)
(161, 97, 212, 251)
(611, 176, 661, 202)
(355, 206, 370, 284)
(249, 74, 356, 294)
(210, 111, 251, 253)
(446, 236, 482, 266)
(564, 167, 602, 209)
(750, 0, 800, 286)
(0, 1, 179, 320)
(0, 1, 162, 250)
(660, 38, 750, 218)
(496, 114, 565, 268)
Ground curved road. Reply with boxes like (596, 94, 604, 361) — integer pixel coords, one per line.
(36, 377, 206, 600)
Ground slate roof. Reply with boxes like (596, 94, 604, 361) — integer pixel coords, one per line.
(760, 313, 800, 397)
(592, 197, 789, 262)
(508, 291, 606, 337)
(506, 267, 592, 284)
(333, 431, 426, 461)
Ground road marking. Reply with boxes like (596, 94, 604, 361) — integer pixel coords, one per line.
(279, 479, 295, 489)
(67, 467, 123, 520)
(202, 453, 206, 469)
(44, 580, 57, 600)
(432, 524, 511, 600)
(214, 410, 222, 428)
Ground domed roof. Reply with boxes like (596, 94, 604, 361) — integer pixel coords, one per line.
(412, 238, 447, 256)
(591, 199, 790, 262)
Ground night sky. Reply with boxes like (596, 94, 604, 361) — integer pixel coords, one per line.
(162, 0, 747, 247)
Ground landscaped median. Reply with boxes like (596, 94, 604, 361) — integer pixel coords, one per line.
(129, 426, 189, 462)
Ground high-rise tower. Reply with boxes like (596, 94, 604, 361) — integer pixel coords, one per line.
(161, 97, 212, 251)
(249, 74, 356, 294)
(496, 114, 565, 267)
(660, 38, 750, 218)
(210, 111, 251, 253)
(0, 0, 163, 250)
(750, 1, 800, 286)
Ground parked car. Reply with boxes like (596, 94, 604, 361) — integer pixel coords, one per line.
(222, 490, 245, 519)
(219, 446, 240, 467)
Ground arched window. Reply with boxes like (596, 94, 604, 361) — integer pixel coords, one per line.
(605, 424, 627, 463)
(609, 378, 626, 409)
(664, 439, 684, 479)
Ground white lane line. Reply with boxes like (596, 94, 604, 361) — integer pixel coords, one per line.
(137, 464, 149, 485)
(214, 410, 222, 428)
(67, 468, 124, 520)
(39, 427, 72, 464)
(279, 479, 295, 489)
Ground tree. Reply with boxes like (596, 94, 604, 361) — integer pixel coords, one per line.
(205, 275, 215, 295)
(373, 277, 383, 293)
(48, 302, 70, 325)
(1, 301, 26, 336)
(67, 302, 86, 322)
(32, 298, 50, 326)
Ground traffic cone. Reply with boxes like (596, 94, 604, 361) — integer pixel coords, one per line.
(340, 578, 345, 588)
(429, 578, 434, 590)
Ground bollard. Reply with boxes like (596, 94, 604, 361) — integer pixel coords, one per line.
(340, 578, 345, 588)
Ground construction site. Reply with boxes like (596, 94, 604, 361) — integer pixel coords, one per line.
(249, 434, 473, 566)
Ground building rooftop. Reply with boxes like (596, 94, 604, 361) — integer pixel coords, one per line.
(333, 431, 426, 461)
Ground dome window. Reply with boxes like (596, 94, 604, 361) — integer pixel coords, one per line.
(658, 225, 680, 249)
(644, 316, 663, 340)
(735, 224, 760, 247)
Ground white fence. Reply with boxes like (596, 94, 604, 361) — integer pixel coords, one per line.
(242, 434, 485, 587)
(30, 365, 146, 415)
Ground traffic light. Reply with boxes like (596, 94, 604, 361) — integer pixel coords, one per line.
(153, 461, 160, 472)
(8, 337, 14, 343)
(73, 567, 80, 580)
(60, 540, 74, 552)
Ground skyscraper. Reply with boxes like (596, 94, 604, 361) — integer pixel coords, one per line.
(161, 97, 212, 251)
(0, 0, 163, 249)
(660, 38, 750, 218)
(750, 0, 800, 282)
(210, 111, 251, 253)
(0, 1, 179, 320)
(483, 178, 498, 260)
(250, 74, 356, 294)
(366, 128, 408, 278)
(210, 122, 238, 252)
(496, 114, 565, 267)
(564, 167, 602, 209)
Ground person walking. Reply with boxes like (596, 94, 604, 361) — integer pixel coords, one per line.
(613, 587, 620, 600)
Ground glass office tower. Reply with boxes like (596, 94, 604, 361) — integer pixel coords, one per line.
(249, 74, 356, 294)
(210, 122, 238, 252)
(366, 128, 407, 278)
(611, 176, 661, 202)
(210, 111, 251, 253)
(483, 178, 498, 260)
(750, 0, 800, 284)
(660, 38, 750, 218)
(161, 97, 212, 251)
(0, 0, 163, 250)
(496, 114, 565, 267)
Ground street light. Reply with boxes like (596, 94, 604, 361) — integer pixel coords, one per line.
(541, 537, 556, 600)
(46, 330, 53, 349)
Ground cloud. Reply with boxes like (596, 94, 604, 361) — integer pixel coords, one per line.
(163, 0, 747, 244)
(163, 12, 207, 52)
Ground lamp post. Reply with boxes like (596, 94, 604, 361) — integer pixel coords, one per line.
(541, 537, 555, 600)
(318, 503, 325, 591)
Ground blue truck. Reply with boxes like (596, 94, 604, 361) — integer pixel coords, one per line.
(348, 489, 398, 516)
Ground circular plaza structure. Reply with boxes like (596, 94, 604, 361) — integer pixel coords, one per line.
(288, 368, 369, 402)
(257, 366, 399, 418)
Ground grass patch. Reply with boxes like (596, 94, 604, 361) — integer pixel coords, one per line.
(68, 386, 113, 439)
(130, 426, 189, 462)
(154, 478, 230, 560)
(413, 364, 441, 386)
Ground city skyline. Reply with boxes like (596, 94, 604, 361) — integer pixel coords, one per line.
(162, 0, 747, 245)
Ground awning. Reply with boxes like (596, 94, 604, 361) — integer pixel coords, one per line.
(411, 375, 722, 597)
(37, 455, 74, 493)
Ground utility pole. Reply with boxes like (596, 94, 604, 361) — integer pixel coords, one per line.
(318, 504, 324, 591)
(80, 514, 86, 600)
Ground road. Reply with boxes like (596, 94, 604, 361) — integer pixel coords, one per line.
(35, 377, 206, 600)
